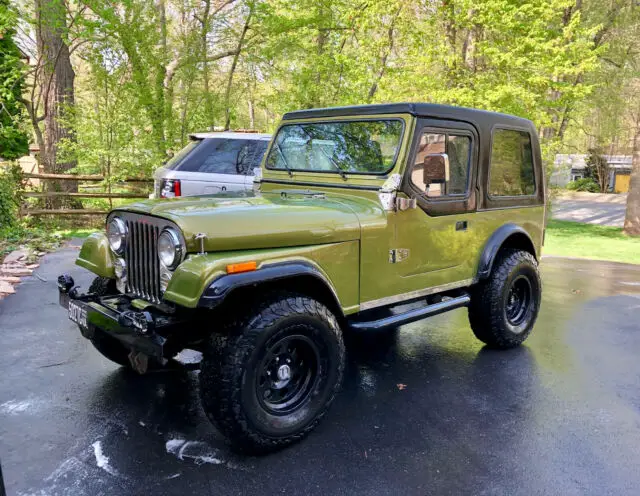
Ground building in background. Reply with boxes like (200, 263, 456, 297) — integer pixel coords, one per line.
(552, 154, 632, 193)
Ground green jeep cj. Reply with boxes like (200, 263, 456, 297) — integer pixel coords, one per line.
(58, 103, 545, 453)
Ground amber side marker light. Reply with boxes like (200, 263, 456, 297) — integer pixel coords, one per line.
(226, 261, 258, 274)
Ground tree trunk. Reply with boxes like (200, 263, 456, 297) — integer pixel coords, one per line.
(367, 6, 402, 102)
(156, 0, 168, 155)
(35, 0, 77, 207)
(248, 99, 255, 129)
(624, 127, 640, 236)
(200, 0, 214, 129)
(223, 8, 253, 130)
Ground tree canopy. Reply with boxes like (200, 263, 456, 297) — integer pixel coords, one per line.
(0, 0, 28, 159)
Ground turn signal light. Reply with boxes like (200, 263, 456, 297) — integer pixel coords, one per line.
(226, 261, 257, 274)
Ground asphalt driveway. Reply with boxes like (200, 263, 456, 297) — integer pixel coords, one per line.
(1, 241, 640, 495)
(552, 192, 627, 227)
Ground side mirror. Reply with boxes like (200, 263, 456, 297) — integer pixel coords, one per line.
(423, 153, 450, 185)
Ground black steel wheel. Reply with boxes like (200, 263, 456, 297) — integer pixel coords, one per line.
(469, 249, 541, 349)
(199, 293, 345, 453)
(256, 334, 320, 415)
(505, 275, 533, 328)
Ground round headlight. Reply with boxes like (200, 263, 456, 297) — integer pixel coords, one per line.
(158, 228, 183, 270)
(107, 217, 126, 254)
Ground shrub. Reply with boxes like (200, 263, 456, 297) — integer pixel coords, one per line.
(0, 163, 23, 228)
(566, 178, 600, 193)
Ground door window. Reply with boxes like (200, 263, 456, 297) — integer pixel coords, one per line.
(489, 129, 535, 196)
(410, 132, 471, 198)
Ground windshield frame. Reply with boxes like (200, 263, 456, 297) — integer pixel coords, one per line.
(265, 118, 406, 176)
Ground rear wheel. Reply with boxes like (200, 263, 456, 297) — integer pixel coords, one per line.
(199, 293, 345, 453)
(468, 249, 541, 349)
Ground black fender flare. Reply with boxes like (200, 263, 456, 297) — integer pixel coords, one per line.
(198, 261, 341, 310)
(476, 224, 537, 280)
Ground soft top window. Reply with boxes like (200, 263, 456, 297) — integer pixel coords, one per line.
(489, 129, 535, 197)
(164, 138, 268, 175)
(266, 120, 404, 175)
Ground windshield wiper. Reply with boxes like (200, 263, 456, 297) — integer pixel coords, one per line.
(299, 128, 348, 180)
(326, 153, 348, 181)
(275, 142, 293, 177)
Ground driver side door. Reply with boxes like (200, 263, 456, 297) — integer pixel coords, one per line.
(389, 119, 480, 295)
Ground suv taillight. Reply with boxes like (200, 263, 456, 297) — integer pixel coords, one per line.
(160, 179, 181, 198)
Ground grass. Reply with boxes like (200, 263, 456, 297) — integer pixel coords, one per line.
(544, 219, 640, 265)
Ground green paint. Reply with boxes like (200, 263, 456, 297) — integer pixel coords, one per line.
(76, 233, 115, 278)
(75, 111, 545, 315)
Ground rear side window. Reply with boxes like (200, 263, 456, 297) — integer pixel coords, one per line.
(489, 129, 535, 196)
(167, 138, 268, 175)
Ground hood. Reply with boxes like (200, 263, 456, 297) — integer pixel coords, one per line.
(116, 190, 384, 252)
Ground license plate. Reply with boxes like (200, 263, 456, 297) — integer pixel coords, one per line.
(68, 301, 88, 328)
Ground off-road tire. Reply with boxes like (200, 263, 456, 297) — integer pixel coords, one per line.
(469, 249, 541, 349)
(199, 293, 345, 453)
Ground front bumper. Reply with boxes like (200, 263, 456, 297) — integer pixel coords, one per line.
(58, 276, 176, 358)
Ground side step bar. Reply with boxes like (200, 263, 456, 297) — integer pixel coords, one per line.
(348, 294, 471, 332)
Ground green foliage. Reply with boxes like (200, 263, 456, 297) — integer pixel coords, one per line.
(0, 163, 23, 227)
(0, 0, 28, 159)
(584, 147, 610, 192)
(48, 0, 605, 180)
(566, 177, 600, 192)
(13, 0, 632, 189)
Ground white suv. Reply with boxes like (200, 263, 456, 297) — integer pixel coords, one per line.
(154, 132, 271, 198)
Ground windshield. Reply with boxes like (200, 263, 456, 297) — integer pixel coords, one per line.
(265, 120, 404, 175)
(164, 138, 269, 175)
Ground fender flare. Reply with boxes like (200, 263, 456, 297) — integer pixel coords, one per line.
(197, 261, 341, 310)
(476, 224, 537, 280)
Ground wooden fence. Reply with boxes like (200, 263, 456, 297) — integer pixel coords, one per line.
(20, 172, 154, 216)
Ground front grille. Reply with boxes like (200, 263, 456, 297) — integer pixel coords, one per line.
(124, 219, 161, 303)
(109, 212, 178, 304)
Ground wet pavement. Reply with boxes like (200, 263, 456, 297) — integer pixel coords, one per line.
(1, 241, 640, 495)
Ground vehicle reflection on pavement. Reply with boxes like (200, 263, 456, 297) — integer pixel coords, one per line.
(1, 248, 640, 495)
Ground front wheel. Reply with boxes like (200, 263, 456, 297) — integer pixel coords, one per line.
(468, 249, 541, 349)
(199, 293, 345, 453)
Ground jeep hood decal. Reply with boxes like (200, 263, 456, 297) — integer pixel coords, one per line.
(116, 191, 379, 252)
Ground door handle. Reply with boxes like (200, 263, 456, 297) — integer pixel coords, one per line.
(456, 221, 468, 231)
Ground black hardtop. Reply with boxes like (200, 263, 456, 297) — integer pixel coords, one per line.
(282, 103, 533, 130)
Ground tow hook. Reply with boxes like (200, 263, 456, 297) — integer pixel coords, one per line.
(118, 310, 155, 335)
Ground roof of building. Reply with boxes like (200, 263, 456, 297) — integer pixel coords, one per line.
(555, 154, 633, 170)
(282, 103, 533, 128)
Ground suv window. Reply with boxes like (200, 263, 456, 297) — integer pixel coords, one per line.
(166, 138, 268, 175)
(266, 120, 403, 175)
(489, 129, 535, 196)
(409, 131, 471, 198)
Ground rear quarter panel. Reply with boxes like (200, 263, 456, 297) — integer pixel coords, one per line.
(157, 169, 247, 196)
(470, 206, 545, 274)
